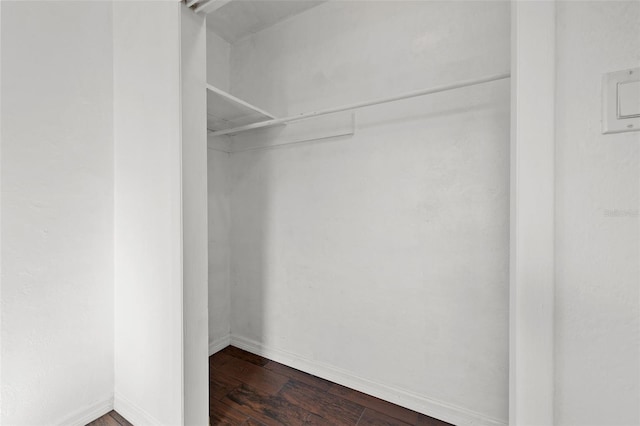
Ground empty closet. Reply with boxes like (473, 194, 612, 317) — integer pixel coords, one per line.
(201, 1, 510, 424)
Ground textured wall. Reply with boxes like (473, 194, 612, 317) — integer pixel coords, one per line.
(208, 146, 231, 350)
(1, 2, 114, 424)
(226, 2, 510, 424)
(555, 2, 640, 425)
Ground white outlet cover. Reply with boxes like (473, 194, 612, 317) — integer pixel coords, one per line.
(602, 67, 640, 134)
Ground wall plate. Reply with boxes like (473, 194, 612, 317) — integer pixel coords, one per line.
(602, 67, 640, 134)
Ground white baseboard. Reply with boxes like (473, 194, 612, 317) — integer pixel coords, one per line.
(56, 397, 113, 426)
(114, 393, 162, 426)
(229, 335, 507, 426)
(209, 334, 231, 355)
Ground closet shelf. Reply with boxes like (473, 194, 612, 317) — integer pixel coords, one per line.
(207, 84, 276, 134)
(208, 72, 511, 137)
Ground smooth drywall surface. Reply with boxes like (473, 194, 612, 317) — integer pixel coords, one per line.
(207, 27, 230, 90)
(206, 11, 232, 352)
(208, 145, 231, 351)
(509, 3, 555, 424)
(230, 1, 510, 118)
(228, 2, 510, 424)
(113, 2, 183, 424)
(555, 2, 639, 425)
(181, 5, 209, 425)
(206, 11, 232, 354)
(1, 1, 114, 424)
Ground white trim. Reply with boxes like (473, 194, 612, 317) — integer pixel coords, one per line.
(230, 335, 507, 426)
(509, 1, 556, 425)
(178, 6, 186, 425)
(55, 397, 113, 426)
(209, 334, 231, 355)
(114, 393, 163, 426)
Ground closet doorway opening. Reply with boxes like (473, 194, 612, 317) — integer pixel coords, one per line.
(194, 1, 554, 425)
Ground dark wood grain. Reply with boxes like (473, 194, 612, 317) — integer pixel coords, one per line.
(86, 414, 120, 426)
(214, 356, 289, 395)
(415, 414, 453, 426)
(265, 361, 332, 392)
(107, 411, 133, 426)
(210, 397, 266, 425)
(86, 411, 132, 426)
(210, 368, 244, 401)
(222, 346, 270, 366)
(210, 346, 453, 426)
(211, 351, 239, 369)
(329, 383, 420, 424)
(224, 384, 313, 426)
(278, 380, 365, 425)
(357, 408, 414, 426)
(302, 413, 336, 425)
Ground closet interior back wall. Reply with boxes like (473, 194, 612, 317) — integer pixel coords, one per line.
(207, 2, 510, 425)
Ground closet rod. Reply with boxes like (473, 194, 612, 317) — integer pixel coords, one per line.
(209, 72, 510, 137)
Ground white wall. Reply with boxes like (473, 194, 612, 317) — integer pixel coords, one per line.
(113, 2, 183, 424)
(555, 2, 640, 425)
(230, 1, 509, 117)
(114, 4, 209, 424)
(208, 145, 231, 352)
(207, 28, 230, 90)
(206, 24, 232, 353)
(181, 6, 209, 426)
(509, 3, 556, 424)
(1, 2, 114, 424)
(224, 2, 511, 425)
(0, 2, 208, 424)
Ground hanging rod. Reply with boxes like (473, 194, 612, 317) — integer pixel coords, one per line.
(209, 72, 510, 137)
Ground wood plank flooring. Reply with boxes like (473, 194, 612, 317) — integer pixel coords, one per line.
(210, 346, 452, 426)
(87, 410, 132, 426)
(89, 346, 452, 426)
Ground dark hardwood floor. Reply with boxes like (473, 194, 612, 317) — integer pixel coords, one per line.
(87, 410, 132, 426)
(210, 346, 452, 426)
(89, 346, 452, 426)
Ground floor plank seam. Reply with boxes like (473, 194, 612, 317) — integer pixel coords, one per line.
(354, 407, 366, 426)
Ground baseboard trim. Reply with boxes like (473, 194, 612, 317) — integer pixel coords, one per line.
(209, 334, 231, 355)
(229, 335, 507, 426)
(114, 393, 162, 426)
(56, 397, 113, 426)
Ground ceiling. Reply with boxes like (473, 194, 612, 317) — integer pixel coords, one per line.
(206, 0, 327, 43)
